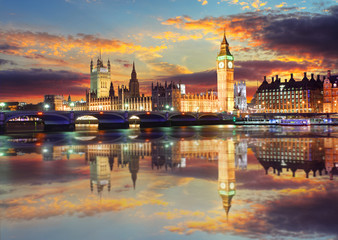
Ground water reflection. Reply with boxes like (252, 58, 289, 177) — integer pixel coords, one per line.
(0, 126, 337, 240)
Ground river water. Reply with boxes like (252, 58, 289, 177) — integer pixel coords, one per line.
(0, 125, 337, 240)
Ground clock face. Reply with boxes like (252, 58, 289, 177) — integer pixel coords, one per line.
(229, 182, 235, 190)
(218, 62, 225, 69)
(228, 61, 233, 69)
(220, 182, 226, 189)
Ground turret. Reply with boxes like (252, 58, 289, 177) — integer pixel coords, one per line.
(107, 59, 111, 72)
(109, 82, 115, 97)
(302, 72, 309, 82)
(90, 59, 93, 73)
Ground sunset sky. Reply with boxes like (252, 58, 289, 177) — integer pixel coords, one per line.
(0, 0, 337, 103)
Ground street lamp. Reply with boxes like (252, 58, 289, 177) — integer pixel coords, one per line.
(170, 107, 174, 111)
(125, 103, 129, 110)
(70, 102, 75, 111)
(44, 104, 50, 111)
(140, 106, 143, 111)
(0, 102, 5, 111)
(99, 105, 103, 111)
(165, 105, 169, 110)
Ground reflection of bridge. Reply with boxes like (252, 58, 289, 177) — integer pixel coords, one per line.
(0, 110, 233, 133)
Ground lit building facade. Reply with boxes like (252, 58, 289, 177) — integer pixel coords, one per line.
(44, 95, 64, 111)
(151, 33, 236, 113)
(82, 59, 152, 111)
(218, 139, 236, 216)
(234, 80, 247, 112)
(253, 73, 323, 113)
(217, 33, 234, 112)
(323, 70, 338, 113)
(254, 138, 326, 178)
(151, 81, 181, 111)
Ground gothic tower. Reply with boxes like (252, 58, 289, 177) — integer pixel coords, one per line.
(128, 62, 140, 98)
(90, 55, 111, 98)
(217, 31, 234, 112)
(218, 139, 236, 218)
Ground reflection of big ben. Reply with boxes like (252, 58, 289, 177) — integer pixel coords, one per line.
(218, 139, 236, 217)
(90, 156, 111, 194)
(217, 31, 234, 112)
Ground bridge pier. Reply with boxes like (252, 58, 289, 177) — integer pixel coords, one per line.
(0, 112, 5, 134)
(140, 121, 170, 128)
(98, 122, 129, 130)
(44, 124, 75, 132)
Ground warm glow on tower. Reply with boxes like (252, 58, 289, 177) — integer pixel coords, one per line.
(218, 139, 236, 217)
(217, 32, 234, 112)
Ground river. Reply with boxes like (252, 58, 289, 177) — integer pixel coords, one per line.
(0, 125, 337, 240)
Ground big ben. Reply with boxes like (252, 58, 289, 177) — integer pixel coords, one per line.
(218, 139, 236, 218)
(217, 32, 234, 112)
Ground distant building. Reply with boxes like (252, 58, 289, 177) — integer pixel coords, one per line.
(44, 95, 64, 110)
(323, 70, 338, 113)
(151, 81, 181, 111)
(234, 80, 247, 112)
(82, 58, 151, 111)
(252, 73, 323, 113)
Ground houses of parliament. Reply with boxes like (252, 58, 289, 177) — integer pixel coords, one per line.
(73, 33, 245, 113)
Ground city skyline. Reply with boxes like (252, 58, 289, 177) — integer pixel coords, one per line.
(0, 0, 337, 104)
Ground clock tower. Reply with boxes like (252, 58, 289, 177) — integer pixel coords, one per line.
(218, 139, 236, 218)
(217, 32, 234, 112)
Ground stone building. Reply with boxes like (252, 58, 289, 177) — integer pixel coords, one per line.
(76, 58, 152, 111)
(253, 72, 323, 113)
(323, 70, 338, 113)
(151, 32, 237, 113)
(234, 80, 247, 112)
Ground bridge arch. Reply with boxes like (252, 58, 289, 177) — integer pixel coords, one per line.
(198, 114, 221, 121)
(169, 114, 197, 121)
(74, 112, 125, 124)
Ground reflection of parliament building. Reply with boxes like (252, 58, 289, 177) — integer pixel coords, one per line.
(254, 138, 338, 179)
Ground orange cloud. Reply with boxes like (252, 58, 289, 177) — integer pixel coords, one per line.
(198, 0, 208, 5)
(155, 209, 205, 220)
(3, 193, 168, 221)
(152, 31, 203, 42)
(147, 62, 192, 75)
(0, 30, 167, 69)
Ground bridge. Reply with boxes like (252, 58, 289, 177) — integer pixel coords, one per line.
(0, 110, 234, 133)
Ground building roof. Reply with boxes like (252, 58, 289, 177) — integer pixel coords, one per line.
(257, 72, 323, 92)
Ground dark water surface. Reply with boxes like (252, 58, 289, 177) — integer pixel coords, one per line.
(0, 125, 337, 240)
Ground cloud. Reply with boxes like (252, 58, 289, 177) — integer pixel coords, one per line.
(0, 30, 167, 65)
(0, 68, 89, 102)
(3, 194, 168, 221)
(198, 0, 208, 6)
(0, 58, 16, 65)
(152, 31, 203, 42)
(148, 62, 192, 75)
(163, 186, 338, 238)
(221, 0, 267, 10)
(161, 7, 338, 63)
(114, 59, 133, 68)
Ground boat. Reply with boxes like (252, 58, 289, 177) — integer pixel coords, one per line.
(280, 119, 310, 126)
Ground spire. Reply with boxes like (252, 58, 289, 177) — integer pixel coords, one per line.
(131, 61, 137, 80)
(109, 81, 115, 97)
(219, 28, 232, 56)
(222, 28, 229, 46)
